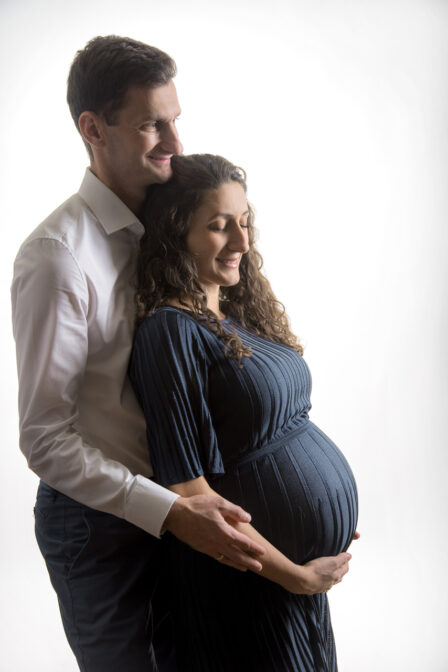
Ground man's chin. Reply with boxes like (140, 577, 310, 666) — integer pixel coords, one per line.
(146, 164, 173, 184)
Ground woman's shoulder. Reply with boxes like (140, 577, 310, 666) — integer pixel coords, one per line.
(133, 307, 222, 370)
(137, 305, 197, 331)
(135, 306, 214, 346)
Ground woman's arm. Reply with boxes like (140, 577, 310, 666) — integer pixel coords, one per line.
(168, 476, 352, 595)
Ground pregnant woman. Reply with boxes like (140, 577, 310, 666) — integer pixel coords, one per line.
(130, 154, 358, 672)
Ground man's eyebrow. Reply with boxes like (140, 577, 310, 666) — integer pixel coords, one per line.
(138, 110, 182, 123)
(137, 115, 159, 123)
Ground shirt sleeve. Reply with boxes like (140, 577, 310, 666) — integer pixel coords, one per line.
(11, 237, 178, 538)
(130, 310, 225, 487)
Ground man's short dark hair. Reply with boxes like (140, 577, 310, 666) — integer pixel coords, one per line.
(67, 35, 177, 132)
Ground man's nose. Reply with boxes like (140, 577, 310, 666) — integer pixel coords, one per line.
(160, 122, 183, 155)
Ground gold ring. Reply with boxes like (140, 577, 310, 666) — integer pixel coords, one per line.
(216, 553, 225, 561)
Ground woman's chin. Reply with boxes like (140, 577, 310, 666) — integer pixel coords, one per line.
(218, 272, 241, 288)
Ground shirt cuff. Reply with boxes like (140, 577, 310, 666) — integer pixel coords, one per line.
(124, 474, 179, 538)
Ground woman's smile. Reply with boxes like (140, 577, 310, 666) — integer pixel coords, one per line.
(216, 254, 241, 268)
(186, 181, 250, 310)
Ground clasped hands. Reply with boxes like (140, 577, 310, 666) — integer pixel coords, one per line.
(164, 492, 359, 595)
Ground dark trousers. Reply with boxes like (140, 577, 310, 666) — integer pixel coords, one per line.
(34, 481, 176, 672)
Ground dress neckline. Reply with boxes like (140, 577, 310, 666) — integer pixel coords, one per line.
(158, 305, 230, 324)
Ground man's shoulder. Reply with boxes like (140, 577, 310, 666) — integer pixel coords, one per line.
(12, 193, 96, 291)
(19, 192, 93, 253)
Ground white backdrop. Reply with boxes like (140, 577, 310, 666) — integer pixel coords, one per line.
(1, 1, 447, 670)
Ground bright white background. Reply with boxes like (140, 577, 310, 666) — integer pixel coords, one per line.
(1, 1, 447, 670)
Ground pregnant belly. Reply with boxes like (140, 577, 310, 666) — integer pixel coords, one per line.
(213, 421, 358, 564)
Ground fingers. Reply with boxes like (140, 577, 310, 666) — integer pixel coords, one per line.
(226, 526, 266, 558)
(194, 515, 265, 571)
(203, 519, 265, 572)
(335, 554, 351, 582)
(336, 552, 352, 564)
(218, 499, 252, 524)
(213, 540, 264, 572)
(338, 563, 349, 580)
(207, 537, 263, 572)
(353, 530, 361, 540)
(224, 543, 263, 572)
(302, 551, 354, 594)
(218, 554, 250, 572)
(205, 545, 260, 573)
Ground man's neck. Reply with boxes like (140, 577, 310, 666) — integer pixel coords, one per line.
(89, 165, 145, 216)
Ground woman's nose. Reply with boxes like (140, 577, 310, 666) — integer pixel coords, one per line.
(228, 225, 249, 253)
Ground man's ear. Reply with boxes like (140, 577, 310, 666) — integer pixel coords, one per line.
(78, 111, 106, 149)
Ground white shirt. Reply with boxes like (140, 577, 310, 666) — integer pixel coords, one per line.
(11, 168, 178, 537)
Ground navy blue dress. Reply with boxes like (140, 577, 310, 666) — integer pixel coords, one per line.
(130, 307, 358, 672)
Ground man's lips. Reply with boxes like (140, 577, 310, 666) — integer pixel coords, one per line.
(148, 155, 172, 164)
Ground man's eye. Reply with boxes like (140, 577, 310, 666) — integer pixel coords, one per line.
(141, 122, 158, 131)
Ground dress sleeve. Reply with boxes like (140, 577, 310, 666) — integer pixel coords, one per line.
(130, 310, 225, 486)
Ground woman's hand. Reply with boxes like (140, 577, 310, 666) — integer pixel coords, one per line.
(166, 476, 358, 594)
(288, 552, 352, 595)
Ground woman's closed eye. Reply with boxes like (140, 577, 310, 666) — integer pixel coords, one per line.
(209, 220, 249, 232)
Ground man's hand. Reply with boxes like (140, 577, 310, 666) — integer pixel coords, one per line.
(163, 494, 265, 571)
(296, 552, 352, 595)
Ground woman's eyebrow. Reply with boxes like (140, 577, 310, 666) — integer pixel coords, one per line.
(208, 209, 249, 220)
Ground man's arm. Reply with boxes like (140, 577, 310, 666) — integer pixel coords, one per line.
(11, 236, 178, 535)
(11, 236, 264, 568)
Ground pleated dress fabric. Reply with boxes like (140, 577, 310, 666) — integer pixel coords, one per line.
(130, 307, 358, 672)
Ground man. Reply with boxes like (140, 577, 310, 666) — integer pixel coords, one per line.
(12, 35, 352, 672)
(11, 35, 265, 672)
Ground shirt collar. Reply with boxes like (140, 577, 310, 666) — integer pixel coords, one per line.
(78, 168, 145, 239)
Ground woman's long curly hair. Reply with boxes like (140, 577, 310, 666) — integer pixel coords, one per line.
(137, 154, 303, 364)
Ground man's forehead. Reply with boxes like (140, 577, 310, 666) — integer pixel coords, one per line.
(120, 81, 181, 120)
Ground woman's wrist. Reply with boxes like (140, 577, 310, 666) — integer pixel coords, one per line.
(279, 563, 309, 594)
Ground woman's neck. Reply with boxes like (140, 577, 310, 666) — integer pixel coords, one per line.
(163, 292, 225, 320)
(203, 286, 226, 319)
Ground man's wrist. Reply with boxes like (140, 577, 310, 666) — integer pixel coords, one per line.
(124, 475, 179, 538)
(161, 495, 185, 534)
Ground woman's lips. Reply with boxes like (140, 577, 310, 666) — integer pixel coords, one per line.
(216, 257, 240, 268)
